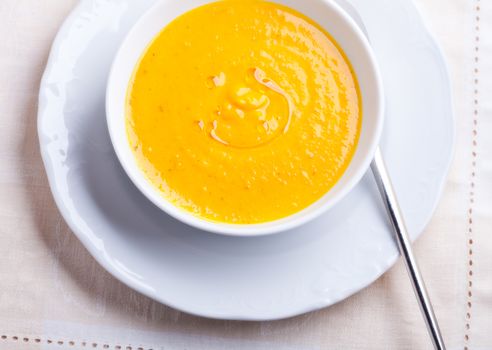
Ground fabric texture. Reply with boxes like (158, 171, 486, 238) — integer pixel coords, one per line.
(0, 0, 490, 349)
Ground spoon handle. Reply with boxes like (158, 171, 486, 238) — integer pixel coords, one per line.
(371, 147, 446, 350)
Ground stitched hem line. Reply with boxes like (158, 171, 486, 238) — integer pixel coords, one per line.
(464, 1, 480, 349)
(0, 335, 153, 350)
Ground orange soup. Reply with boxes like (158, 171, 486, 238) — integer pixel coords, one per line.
(127, 0, 361, 224)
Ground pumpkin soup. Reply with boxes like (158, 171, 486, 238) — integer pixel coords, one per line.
(126, 0, 361, 224)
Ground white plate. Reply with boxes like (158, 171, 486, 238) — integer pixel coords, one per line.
(38, 0, 454, 320)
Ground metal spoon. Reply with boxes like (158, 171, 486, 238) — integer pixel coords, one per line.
(334, 1, 446, 349)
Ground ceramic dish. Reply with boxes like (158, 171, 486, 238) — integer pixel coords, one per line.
(106, 0, 384, 236)
(38, 0, 454, 320)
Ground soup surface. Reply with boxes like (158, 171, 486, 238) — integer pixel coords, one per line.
(127, 0, 361, 224)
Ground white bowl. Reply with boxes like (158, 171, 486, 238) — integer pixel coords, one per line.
(106, 0, 384, 237)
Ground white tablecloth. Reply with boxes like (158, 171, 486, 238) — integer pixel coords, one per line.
(0, 0, 490, 349)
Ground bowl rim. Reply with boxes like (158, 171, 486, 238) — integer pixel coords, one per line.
(106, 0, 385, 237)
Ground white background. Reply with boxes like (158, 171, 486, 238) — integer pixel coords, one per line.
(0, 0, 490, 349)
